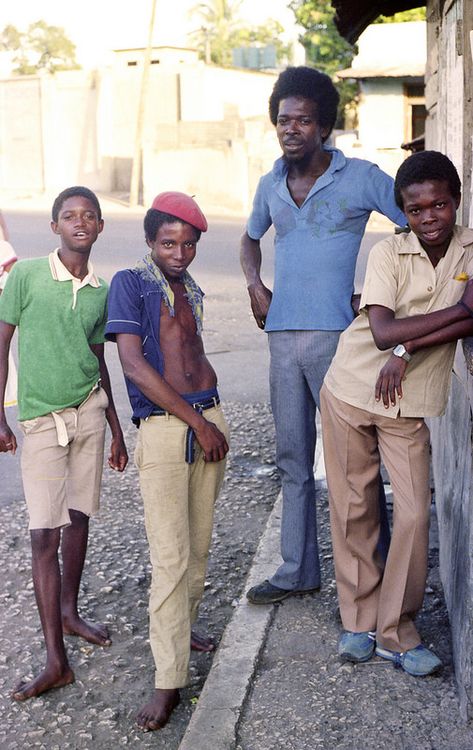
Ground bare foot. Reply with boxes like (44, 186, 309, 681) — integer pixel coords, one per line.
(62, 614, 111, 646)
(191, 629, 215, 652)
(136, 689, 180, 731)
(12, 665, 74, 702)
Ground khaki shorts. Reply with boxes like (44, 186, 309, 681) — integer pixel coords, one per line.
(19, 386, 109, 529)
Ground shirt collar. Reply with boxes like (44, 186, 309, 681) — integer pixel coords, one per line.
(49, 249, 101, 310)
(272, 146, 345, 181)
(49, 248, 101, 287)
(397, 226, 473, 256)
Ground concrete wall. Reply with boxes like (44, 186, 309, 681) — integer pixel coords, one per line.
(335, 22, 426, 178)
(143, 116, 278, 215)
(347, 79, 407, 178)
(0, 62, 279, 213)
(424, 0, 473, 721)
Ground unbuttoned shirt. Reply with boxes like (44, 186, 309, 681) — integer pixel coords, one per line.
(247, 147, 406, 332)
(324, 226, 473, 418)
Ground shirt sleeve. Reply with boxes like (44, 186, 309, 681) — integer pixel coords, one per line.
(247, 174, 273, 240)
(105, 270, 144, 341)
(359, 238, 399, 312)
(361, 163, 407, 227)
(0, 261, 23, 325)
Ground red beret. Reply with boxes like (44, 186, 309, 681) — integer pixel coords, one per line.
(151, 191, 208, 232)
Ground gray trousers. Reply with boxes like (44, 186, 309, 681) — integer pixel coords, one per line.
(268, 330, 342, 591)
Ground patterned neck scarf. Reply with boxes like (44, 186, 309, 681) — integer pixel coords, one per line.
(134, 253, 204, 334)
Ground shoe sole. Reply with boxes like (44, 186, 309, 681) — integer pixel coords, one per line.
(375, 646, 442, 677)
(339, 649, 374, 664)
(246, 587, 320, 605)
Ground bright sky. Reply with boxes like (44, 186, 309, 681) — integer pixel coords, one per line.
(2, 0, 298, 68)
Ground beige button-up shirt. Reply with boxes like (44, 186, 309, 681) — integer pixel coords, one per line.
(324, 226, 473, 418)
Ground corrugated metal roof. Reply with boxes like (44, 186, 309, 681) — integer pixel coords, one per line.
(337, 63, 425, 79)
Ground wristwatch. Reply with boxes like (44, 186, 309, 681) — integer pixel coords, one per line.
(392, 344, 411, 362)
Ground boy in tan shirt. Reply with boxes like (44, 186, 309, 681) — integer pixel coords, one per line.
(321, 151, 473, 676)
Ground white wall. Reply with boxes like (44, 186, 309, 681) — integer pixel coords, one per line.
(0, 63, 280, 212)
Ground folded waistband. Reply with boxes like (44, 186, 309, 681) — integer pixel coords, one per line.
(51, 382, 102, 446)
(150, 394, 219, 417)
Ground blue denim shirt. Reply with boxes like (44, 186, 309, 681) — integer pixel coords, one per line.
(247, 147, 406, 332)
(105, 268, 167, 421)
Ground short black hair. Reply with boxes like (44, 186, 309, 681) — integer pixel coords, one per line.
(394, 151, 461, 209)
(268, 66, 339, 139)
(52, 186, 102, 222)
(144, 209, 202, 243)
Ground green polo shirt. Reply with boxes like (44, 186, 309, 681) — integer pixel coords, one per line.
(0, 254, 108, 421)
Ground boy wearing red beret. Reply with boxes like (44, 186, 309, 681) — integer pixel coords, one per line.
(106, 192, 229, 730)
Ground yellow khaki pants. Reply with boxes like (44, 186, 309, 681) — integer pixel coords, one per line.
(320, 385, 431, 653)
(135, 405, 229, 689)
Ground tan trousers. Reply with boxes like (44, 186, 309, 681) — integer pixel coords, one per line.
(135, 405, 229, 689)
(320, 385, 431, 652)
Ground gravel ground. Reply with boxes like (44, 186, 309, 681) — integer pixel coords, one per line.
(236, 485, 473, 750)
(0, 402, 279, 750)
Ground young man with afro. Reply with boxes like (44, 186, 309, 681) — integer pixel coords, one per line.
(241, 66, 406, 605)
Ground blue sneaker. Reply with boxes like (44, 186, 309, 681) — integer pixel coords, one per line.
(338, 630, 376, 663)
(375, 644, 442, 676)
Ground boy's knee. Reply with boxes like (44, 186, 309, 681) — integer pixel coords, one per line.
(30, 527, 61, 554)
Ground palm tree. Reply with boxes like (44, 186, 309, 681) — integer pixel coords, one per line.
(190, 0, 243, 65)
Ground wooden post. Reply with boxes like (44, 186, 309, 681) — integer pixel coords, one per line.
(462, 0, 473, 225)
(129, 0, 157, 207)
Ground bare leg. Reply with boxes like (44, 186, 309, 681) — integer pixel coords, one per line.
(191, 630, 215, 652)
(136, 689, 180, 731)
(61, 509, 111, 646)
(12, 528, 74, 701)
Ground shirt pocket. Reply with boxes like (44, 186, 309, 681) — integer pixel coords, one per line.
(438, 277, 468, 308)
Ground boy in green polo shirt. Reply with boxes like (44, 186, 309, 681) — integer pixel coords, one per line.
(320, 151, 473, 676)
(0, 186, 128, 701)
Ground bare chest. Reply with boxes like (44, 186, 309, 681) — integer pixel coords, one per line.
(287, 174, 317, 207)
(159, 285, 198, 342)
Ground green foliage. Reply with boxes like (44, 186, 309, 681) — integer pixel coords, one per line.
(289, 1, 355, 76)
(0, 21, 79, 75)
(190, 0, 289, 67)
(374, 8, 426, 23)
(288, 1, 357, 127)
(289, 2, 426, 127)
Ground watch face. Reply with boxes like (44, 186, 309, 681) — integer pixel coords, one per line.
(393, 345, 410, 361)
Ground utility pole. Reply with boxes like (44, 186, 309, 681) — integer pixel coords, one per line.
(129, 0, 157, 207)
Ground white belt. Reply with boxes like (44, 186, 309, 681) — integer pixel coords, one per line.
(51, 409, 77, 447)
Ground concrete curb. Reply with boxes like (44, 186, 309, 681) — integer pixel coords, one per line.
(178, 492, 282, 750)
